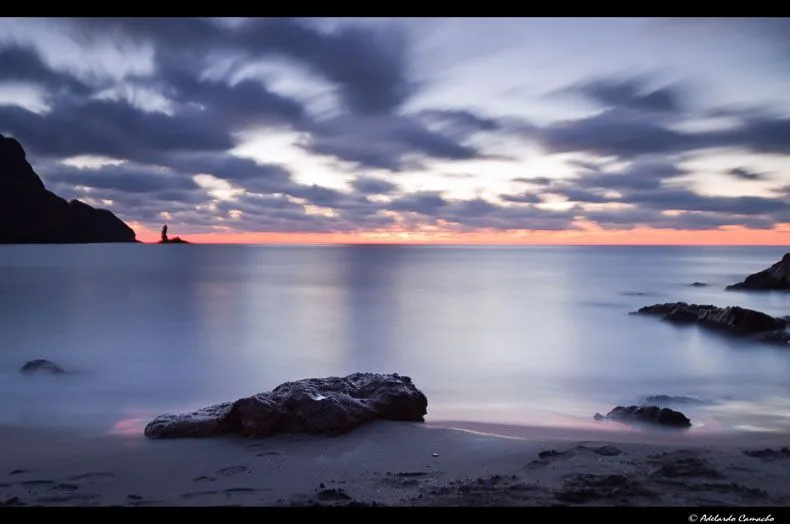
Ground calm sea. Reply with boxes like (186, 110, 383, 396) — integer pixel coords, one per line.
(1, 244, 789, 437)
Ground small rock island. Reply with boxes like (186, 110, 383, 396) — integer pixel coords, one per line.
(158, 225, 190, 244)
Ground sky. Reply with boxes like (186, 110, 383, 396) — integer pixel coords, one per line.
(1, 17, 789, 245)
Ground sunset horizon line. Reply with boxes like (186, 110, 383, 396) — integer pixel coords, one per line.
(134, 226, 790, 247)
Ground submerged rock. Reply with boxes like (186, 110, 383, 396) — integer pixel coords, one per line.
(600, 405, 692, 429)
(144, 372, 428, 439)
(20, 359, 65, 375)
(632, 302, 789, 345)
(726, 254, 790, 291)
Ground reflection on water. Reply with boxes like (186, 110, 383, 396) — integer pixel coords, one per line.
(0, 244, 789, 439)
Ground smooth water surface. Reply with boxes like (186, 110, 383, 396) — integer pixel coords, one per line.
(1, 244, 789, 437)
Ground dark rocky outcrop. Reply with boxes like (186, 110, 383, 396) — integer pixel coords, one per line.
(20, 359, 65, 375)
(726, 254, 790, 291)
(690, 282, 708, 287)
(632, 302, 789, 345)
(158, 224, 190, 244)
(595, 405, 692, 429)
(144, 372, 428, 439)
(0, 134, 136, 244)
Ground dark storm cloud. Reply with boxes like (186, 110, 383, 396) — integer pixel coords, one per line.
(40, 17, 494, 173)
(512, 176, 554, 186)
(416, 108, 504, 140)
(0, 43, 92, 96)
(583, 208, 775, 231)
(718, 115, 790, 156)
(350, 177, 399, 195)
(569, 77, 686, 114)
(0, 99, 234, 162)
(235, 18, 414, 116)
(532, 108, 691, 158)
(771, 185, 790, 197)
(383, 192, 577, 231)
(565, 159, 603, 172)
(63, 17, 414, 117)
(528, 105, 790, 160)
(572, 161, 688, 192)
(512, 160, 687, 206)
(440, 199, 577, 231)
(499, 192, 543, 204)
(550, 187, 616, 204)
(164, 153, 294, 193)
(626, 190, 788, 216)
(388, 191, 449, 215)
(106, 191, 210, 215)
(286, 184, 359, 208)
(726, 167, 769, 181)
(57, 182, 213, 225)
(302, 114, 493, 171)
(5, 17, 789, 235)
(210, 193, 396, 234)
(147, 50, 308, 130)
(511, 158, 788, 230)
(39, 162, 200, 194)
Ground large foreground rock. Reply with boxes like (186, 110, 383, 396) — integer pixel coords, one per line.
(0, 134, 136, 243)
(144, 373, 428, 439)
(726, 254, 790, 291)
(632, 302, 789, 345)
(595, 405, 692, 429)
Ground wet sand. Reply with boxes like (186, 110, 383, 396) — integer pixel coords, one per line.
(1, 420, 789, 507)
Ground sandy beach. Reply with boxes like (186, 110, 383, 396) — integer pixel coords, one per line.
(2, 420, 789, 507)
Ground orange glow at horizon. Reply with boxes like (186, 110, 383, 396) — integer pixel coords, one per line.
(133, 223, 790, 246)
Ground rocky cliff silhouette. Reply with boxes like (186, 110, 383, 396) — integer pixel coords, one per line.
(0, 134, 136, 244)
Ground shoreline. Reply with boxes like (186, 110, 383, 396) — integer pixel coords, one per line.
(2, 420, 788, 507)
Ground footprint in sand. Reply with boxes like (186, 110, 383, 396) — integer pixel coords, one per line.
(527, 445, 624, 469)
(34, 493, 99, 504)
(193, 475, 217, 483)
(381, 471, 435, 489)
(216, 466, 249, 477)
(180, 487, 267, 499)
(256, 451, 281, 458)
(51, 483, 80, 491)
(20, 480, 55, 487)
(68, 472, 115, 482)
(194, 466, 250, 483)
